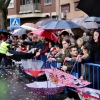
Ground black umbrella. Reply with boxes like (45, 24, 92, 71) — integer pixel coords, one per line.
(8, 50, 35, 61)
(77, 0, 100, 17)
(84, 16, 100, 22)
(0, 28, 11, 35)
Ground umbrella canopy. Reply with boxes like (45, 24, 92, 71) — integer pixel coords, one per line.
(7, 26, 14, 33)
(36, 20, 44, 27)
(21, 59, 44, 77)
(0, 28, 11, 35)
(21, 59, 44, 70)
(65, 26, 89, 37)
(72, 18, 98, 29)
(36, 19, 58, 27)
(26, 81, 65, 95)
(44, 20, 80, 30)
(24, 70, 41, 78)
(77, 87, 100, 100)
(20, 23, 38, 31)
(52, 67, 90, 88)
(84, 16, 100, 22)
(11, 28, 27, 36)
(7, 50, 35, 61)
(31, 27, 58, 43)
(77, 0, 100, 17)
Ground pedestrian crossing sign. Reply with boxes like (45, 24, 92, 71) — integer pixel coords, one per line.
(10, 18, 20, 28)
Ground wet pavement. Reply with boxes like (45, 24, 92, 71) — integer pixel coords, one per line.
(0, 68, 65, 100)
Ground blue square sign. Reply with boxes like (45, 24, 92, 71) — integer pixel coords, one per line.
(10, 18, 20, 28)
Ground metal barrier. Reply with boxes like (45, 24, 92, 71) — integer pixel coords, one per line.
(84, 63, 100, 90)
(32, 55, 100, 90)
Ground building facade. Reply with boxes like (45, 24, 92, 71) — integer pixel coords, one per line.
(7, 0, 57, 26)
(7, 0, 88, 26)
(56, 0, 87, 20)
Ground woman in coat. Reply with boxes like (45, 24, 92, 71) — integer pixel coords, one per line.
(78, 30, 100, 89)
(48, 38, 73, 63)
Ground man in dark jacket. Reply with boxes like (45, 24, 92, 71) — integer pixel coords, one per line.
(22, 35, 44, 50)
(61, 46, 78, 73)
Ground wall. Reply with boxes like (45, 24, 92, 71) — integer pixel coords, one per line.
(41, 0, 56, 17)
(8, 0, 20, 15)
(57, 0, 87, 20)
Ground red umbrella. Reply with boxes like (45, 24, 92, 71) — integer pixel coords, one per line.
(31, 27, 58, 43)
(24, 70, 41, 78)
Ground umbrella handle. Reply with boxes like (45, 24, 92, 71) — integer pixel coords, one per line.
(70, 61, 77, 74)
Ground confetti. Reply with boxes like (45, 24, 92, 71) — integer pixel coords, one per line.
(10, 92, 12, 94)
(0, 67, 65, 100)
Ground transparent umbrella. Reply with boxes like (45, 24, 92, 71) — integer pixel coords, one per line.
(11, 28, 28, 36)
(72, 17, 98, 29)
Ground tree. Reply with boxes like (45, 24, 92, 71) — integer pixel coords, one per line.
(0, 0, 11, 29)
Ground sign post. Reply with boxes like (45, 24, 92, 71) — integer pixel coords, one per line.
(10, 18, 20, 28)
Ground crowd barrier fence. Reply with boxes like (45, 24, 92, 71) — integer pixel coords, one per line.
(38, 55, 100, 90)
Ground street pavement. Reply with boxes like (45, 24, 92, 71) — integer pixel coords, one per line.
(0, 68, 65, 100)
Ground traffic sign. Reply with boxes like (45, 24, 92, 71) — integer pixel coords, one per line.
(10, 18, 20, 28)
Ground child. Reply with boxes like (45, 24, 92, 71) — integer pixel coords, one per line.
(80, 44, 89, 79)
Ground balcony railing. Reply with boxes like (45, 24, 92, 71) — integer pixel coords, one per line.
(19, 3, 41, 14)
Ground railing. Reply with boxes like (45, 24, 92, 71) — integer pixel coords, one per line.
(19, 3, 41, 14)
(84, 63, 100, 90)
(38, 55, 100, 90)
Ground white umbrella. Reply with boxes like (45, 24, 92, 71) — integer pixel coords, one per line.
(72, 18, 98, 29)
(20, 23, 38, 31)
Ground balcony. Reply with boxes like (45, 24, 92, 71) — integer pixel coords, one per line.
(19, 3, 41, 14)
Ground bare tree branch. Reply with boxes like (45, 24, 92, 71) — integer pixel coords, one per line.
(4, 0, 11, 8)
(0, 0, 11, 29)
(0, 0, 5, 10)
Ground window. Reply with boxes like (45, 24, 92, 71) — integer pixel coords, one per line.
(44, 0, 52, 5)
(20, 0, 40, 5)
(20, 0, 26, 5)
(74, 1, 80, 11)
(33, 0, 40, 3)
(8, 0, 14, 8)
(61, 4, 70, 13)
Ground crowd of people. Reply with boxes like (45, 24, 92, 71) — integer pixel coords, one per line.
(0, 28, 100, 100)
